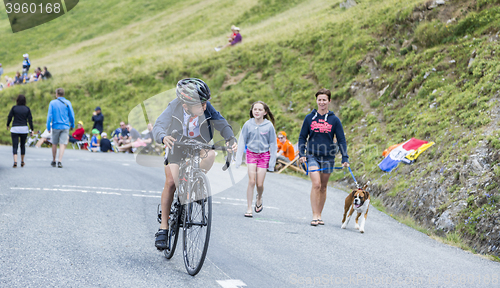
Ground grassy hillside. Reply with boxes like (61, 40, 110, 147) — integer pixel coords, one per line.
(1, 0, 499, 257)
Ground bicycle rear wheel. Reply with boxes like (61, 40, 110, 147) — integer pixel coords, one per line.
(183, 172, 212, 276)
(164, 198, 181, 259)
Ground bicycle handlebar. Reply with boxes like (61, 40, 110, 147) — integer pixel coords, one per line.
(169, 130, 233, 171)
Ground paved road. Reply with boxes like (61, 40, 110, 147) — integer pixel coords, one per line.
(1, 146, 499, 287)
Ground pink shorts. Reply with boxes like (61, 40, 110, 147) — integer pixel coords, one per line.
(246, 150, 270, 169)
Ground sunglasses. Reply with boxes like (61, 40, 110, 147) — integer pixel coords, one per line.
(278, 136, 284, 139)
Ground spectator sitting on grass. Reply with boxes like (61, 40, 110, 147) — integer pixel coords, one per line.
(14, 72, 23, 85)
(29, 72, 40, 82)
(69, 121, 85, 143)
(42, 67, 52, 80)
(99, 132, 112, 152)
(5, 76, 14, 87)
(215, 26, 242, 52)
(118, 124, 146, 152)
(89, 129, 100, 152)
(276, 131, 295, 163)
(112, 121, 129, 147)
(36, 128, 52, 148)
(228, 25, 237, 42)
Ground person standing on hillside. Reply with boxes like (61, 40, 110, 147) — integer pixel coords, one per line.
(22, 54, 30, 77)
(0, 63, 3, 80)
(298, 88, 349, 226)
(92, 106, 104, 134)
(7, 94, 34, 168)
(47, 88, 75, 168)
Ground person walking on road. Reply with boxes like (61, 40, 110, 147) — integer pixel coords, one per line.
(235, 101, 277, 218)
(92, 106, 104, 134)
(46, 88, 75, 168)
(7, 94, 34, 168)
(298, 88, 349, 226)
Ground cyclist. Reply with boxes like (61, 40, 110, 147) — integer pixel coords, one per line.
(152, 78, 237, 250)
(298, 88, 349, 226)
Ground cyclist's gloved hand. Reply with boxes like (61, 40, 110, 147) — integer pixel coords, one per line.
(225, 136, 237, 153)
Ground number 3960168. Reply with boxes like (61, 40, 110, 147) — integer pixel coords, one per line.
(5, 3, 62, 14)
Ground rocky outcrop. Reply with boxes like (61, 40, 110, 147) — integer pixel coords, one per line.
(339, 0, 357, 9)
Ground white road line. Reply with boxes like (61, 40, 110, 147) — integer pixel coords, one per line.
(56, 185, 161, 194)
(213, 201, 279, 209)
(255, 219, 285, 225)
(216, 280, 247, 288)
(132, 194, 161, 198)
(218, 197, 246, 202)
(11, 187, 121, 195)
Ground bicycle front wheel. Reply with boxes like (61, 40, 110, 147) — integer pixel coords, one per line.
(164, 200, 182, 259)
(182, 172, 212, 276)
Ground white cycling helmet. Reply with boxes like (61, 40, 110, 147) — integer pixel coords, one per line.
(23, 54, 29, 58)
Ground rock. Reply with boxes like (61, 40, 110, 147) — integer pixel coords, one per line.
(436, 210, 455, 231)
(468, 58, 475, 68)
(378, 84, 389, 97)
(339, 0, 357, 9)
(424, 71, 431, 79)
(402, 40, 411, 49)
(412, 44, 418, 52)
(449, 60, 456, 64)
(471, 49, 477, 58)
(436, 0, 446, 5)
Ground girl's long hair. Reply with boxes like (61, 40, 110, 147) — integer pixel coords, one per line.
(250, 101, 275, 126)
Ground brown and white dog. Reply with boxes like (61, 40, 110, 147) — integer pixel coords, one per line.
(341, 184, 370, 233)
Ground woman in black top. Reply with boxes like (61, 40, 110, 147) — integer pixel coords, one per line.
(7, 95, 34, 168)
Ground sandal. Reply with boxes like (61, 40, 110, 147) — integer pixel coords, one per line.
(310, 219, 319, 226)
(255, 196, 263, 213)
(317, 219, 324, 225)
(21, 162, 25, 167)
(254, 203, 263, 213)
(244, 212, 253, 218)
(13, 162, 17, 168)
